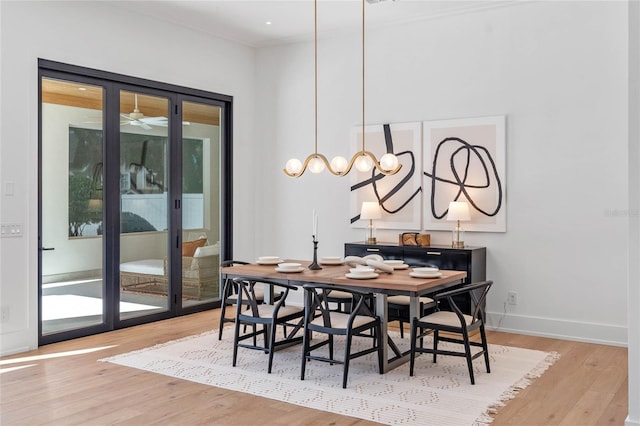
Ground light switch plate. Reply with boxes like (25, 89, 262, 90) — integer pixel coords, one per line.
(1, 223, 23, 238)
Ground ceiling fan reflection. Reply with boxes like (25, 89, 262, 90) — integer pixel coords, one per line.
(120, 94, 168, 130)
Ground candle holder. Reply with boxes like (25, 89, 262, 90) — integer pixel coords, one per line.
(308, 235, 322, 270)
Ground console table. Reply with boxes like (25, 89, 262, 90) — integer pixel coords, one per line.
(344, 242, 486, 314)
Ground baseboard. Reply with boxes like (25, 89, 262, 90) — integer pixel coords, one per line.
(626, 415, 640, 426)
(485, 311, 628, 347)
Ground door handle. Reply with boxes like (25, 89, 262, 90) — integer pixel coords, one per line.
(41, 247, 55, 251)
(426, 251, 441, 255)
(366, 248, 380, 252)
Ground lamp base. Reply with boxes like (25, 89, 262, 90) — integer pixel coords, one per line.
(366, 237, 377, 244)
(452, 240, 465, 248)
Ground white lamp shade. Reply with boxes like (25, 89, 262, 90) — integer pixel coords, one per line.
(360, 201, 382, 220)
(446, 201, 471, 221)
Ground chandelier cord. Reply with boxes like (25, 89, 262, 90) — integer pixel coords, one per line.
(283, 0, 401, 177)
(315, 0, 318, 155)
(361, 0, 366, 153)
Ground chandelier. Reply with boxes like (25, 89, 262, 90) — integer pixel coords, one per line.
(283, 0, 401, 178)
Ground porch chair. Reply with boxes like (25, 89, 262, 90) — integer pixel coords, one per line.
(409, 280, 493, 384)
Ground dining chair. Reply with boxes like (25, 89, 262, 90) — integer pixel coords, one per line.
(300, 283, 383, 388)
(232, 277, 304, 374)
(219, 260, 283, 340)
(326, 290, 374, 314)
(387, 295, 437, 338)
(409, 280, 493, 384)
(325, 290, 353, 313)
(218, 260, 251, 340)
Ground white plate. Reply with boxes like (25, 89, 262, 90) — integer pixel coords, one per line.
(413, 267, 439, 273)
(257, 259, 282, 265)
(393, 264, 409, 270)
(345, 272, 379, 280)
(320, 257, 344, 265)
(275, 266, 305, 273)
(410, 271, 442, 279)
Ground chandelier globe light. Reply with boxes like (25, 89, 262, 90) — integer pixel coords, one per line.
(283, 0, 401, 178)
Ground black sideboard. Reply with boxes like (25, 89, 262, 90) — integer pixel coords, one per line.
(344, 242, 487, 313)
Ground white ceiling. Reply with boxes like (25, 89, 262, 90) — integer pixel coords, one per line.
(111, 0, 515, 47)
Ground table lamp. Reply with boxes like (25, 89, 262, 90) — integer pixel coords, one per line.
(361, 201, 382, 244)
(447, 201, 470, 248)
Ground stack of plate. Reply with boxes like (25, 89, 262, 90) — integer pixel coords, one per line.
(383, 259, 409, 270)
(345, 267, 378, 280)
(256, 256, 282, 265)
(275, 262, 305, 273)
(409, 267, 442, 278)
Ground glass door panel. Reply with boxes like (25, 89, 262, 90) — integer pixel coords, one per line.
(41, 77, 106, 336)
(181, 100, 222, 307)
(119, 91, 170, 320)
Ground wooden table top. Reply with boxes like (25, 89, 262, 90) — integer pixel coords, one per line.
(221, 260, 467, 295)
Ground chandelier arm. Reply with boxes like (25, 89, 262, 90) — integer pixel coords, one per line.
(283, 152, 346, 177)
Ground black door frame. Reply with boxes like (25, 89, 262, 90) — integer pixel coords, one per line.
(38, 59, 233, 345)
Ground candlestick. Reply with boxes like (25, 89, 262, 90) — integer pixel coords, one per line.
(313, 209, 318, 238)
(308, 235, 322, 270)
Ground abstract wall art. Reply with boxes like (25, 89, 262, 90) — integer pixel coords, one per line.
(350, 122, 422, 230)
(422, 116, 506, 232)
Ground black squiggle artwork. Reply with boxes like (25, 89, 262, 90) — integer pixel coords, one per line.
(350, 124, 422, 224)
(424, 137, 503, 220)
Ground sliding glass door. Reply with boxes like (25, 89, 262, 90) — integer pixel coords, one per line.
(38, 60, 233, 345)
(40, 77, 108, 337)
(180, 99, 222, 307)
(118, 90, 170, 320)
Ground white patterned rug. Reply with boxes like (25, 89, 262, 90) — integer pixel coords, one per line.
(101, 329, 558, 425)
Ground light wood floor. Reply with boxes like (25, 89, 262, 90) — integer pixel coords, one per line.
(0, 310, 628, 425)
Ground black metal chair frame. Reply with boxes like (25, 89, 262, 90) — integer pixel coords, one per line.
(409, 280, 493, 385)
(301, 283, 383, 388)
(232, 277, 304, 374)
(218, 260, 250, 340)
(219, 260, 284, 340)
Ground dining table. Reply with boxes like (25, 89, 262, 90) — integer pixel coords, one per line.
(221, 259, 467, 373)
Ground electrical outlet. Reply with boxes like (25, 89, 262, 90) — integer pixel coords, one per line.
(0, 306, 9, 323)
(507, 291, 518, 305)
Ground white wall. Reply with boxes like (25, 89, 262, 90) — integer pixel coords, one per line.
(0, 1, 257, 354)
(255, 1, 630, 345)
(627, 2, 639, 424)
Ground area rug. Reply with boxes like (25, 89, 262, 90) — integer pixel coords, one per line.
(101, 329, 559, 425)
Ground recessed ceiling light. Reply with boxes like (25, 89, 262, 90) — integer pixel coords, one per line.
(265, 21, 272, 25)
